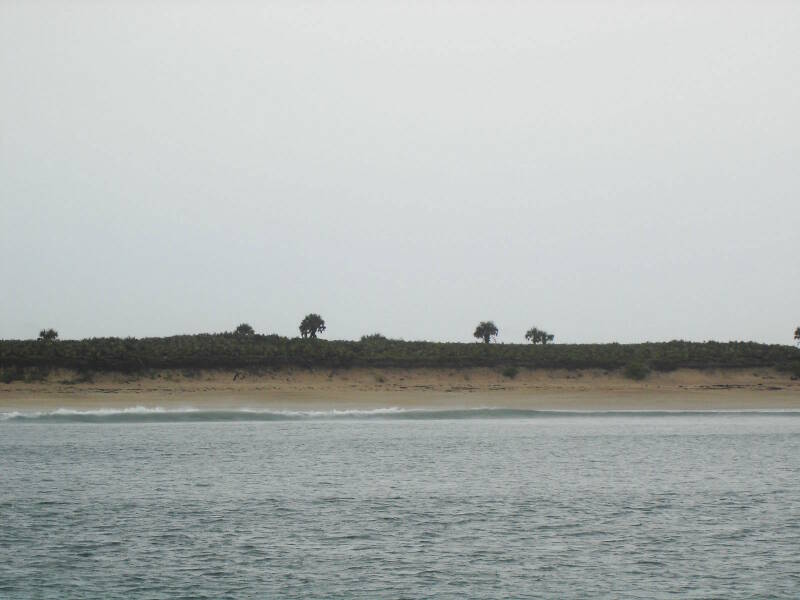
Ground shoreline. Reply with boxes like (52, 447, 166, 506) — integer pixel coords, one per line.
(1, 367, 799, 411)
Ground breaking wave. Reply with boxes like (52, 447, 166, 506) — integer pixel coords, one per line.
(2, 406, 800, 423)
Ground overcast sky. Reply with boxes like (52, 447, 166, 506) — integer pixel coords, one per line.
(1, 1, 798, 344)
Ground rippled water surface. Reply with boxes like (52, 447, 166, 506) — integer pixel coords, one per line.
(2, 408, 800, 598)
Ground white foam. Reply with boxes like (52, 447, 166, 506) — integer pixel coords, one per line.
(2, 405, 799, 422)
(0, 405, 199, 420)
(236, 406, 409, 417)
(0, 405, 415, 421)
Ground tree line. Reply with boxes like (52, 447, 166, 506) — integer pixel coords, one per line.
(2, 317, 793, 382)
(31, 317, 800, 349)
(473, 321, 554, 345)
(241, 315, 555, 345)
(1, 332, 797, 381)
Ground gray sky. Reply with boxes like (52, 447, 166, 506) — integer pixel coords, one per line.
(1, 1, 798, 344)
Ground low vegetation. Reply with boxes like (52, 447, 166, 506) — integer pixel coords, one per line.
(0, 334, 797, 376)
(624, 361, 651, 381)
(501, 366, 520, 379)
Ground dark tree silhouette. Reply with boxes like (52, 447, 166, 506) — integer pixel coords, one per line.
(360, 333, 387, 342)
(795, 326, 800, 345)
(234, 323, 255, 336)
(300, 314, 326, 339)
(525, 327, 554, 345)
(38, 328, 59, 343)
(473, 321, 498, 344)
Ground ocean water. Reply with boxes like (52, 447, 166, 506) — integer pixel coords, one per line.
(2, 408, 800, 599)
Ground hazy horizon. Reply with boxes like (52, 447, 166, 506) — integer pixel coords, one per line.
(2, 1, 798, 344)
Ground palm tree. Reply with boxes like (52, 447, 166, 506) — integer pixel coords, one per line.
(299, 314, 326, 339)
(473, 321, 498, 344)
(234, 323, 255, 336)
(525, 327, 554, 345)
(38, 328, 58, 343)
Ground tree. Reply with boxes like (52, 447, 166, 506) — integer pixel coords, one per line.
(234, 323, 255, 336)
(525, 327, 554, 345)
(360, 333, 387, 342)
(473, 321, 498, 344)
(795, 326, 800, 345)
(299, 314, 326, 339)
(38, 328, 58, 343)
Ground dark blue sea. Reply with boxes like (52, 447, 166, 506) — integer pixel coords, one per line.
(2, 407, 800, 598)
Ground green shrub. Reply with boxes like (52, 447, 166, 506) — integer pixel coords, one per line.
(1, 367, 22, 384)
(502, 366, 519, 379)
(71, 370, 95, 384)
(624, 361, 650, 381)
(790, 361, 800, 379)
(24, 366, 51, 382)
(361, 333, 387, 342)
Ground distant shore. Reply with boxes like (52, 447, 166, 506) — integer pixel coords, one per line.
(1, 367, 799, 411)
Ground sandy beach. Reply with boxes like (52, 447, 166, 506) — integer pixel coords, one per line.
(1, 367, 799, 411)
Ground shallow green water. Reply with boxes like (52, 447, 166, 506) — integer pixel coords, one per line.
(2, 408, 799, 598)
